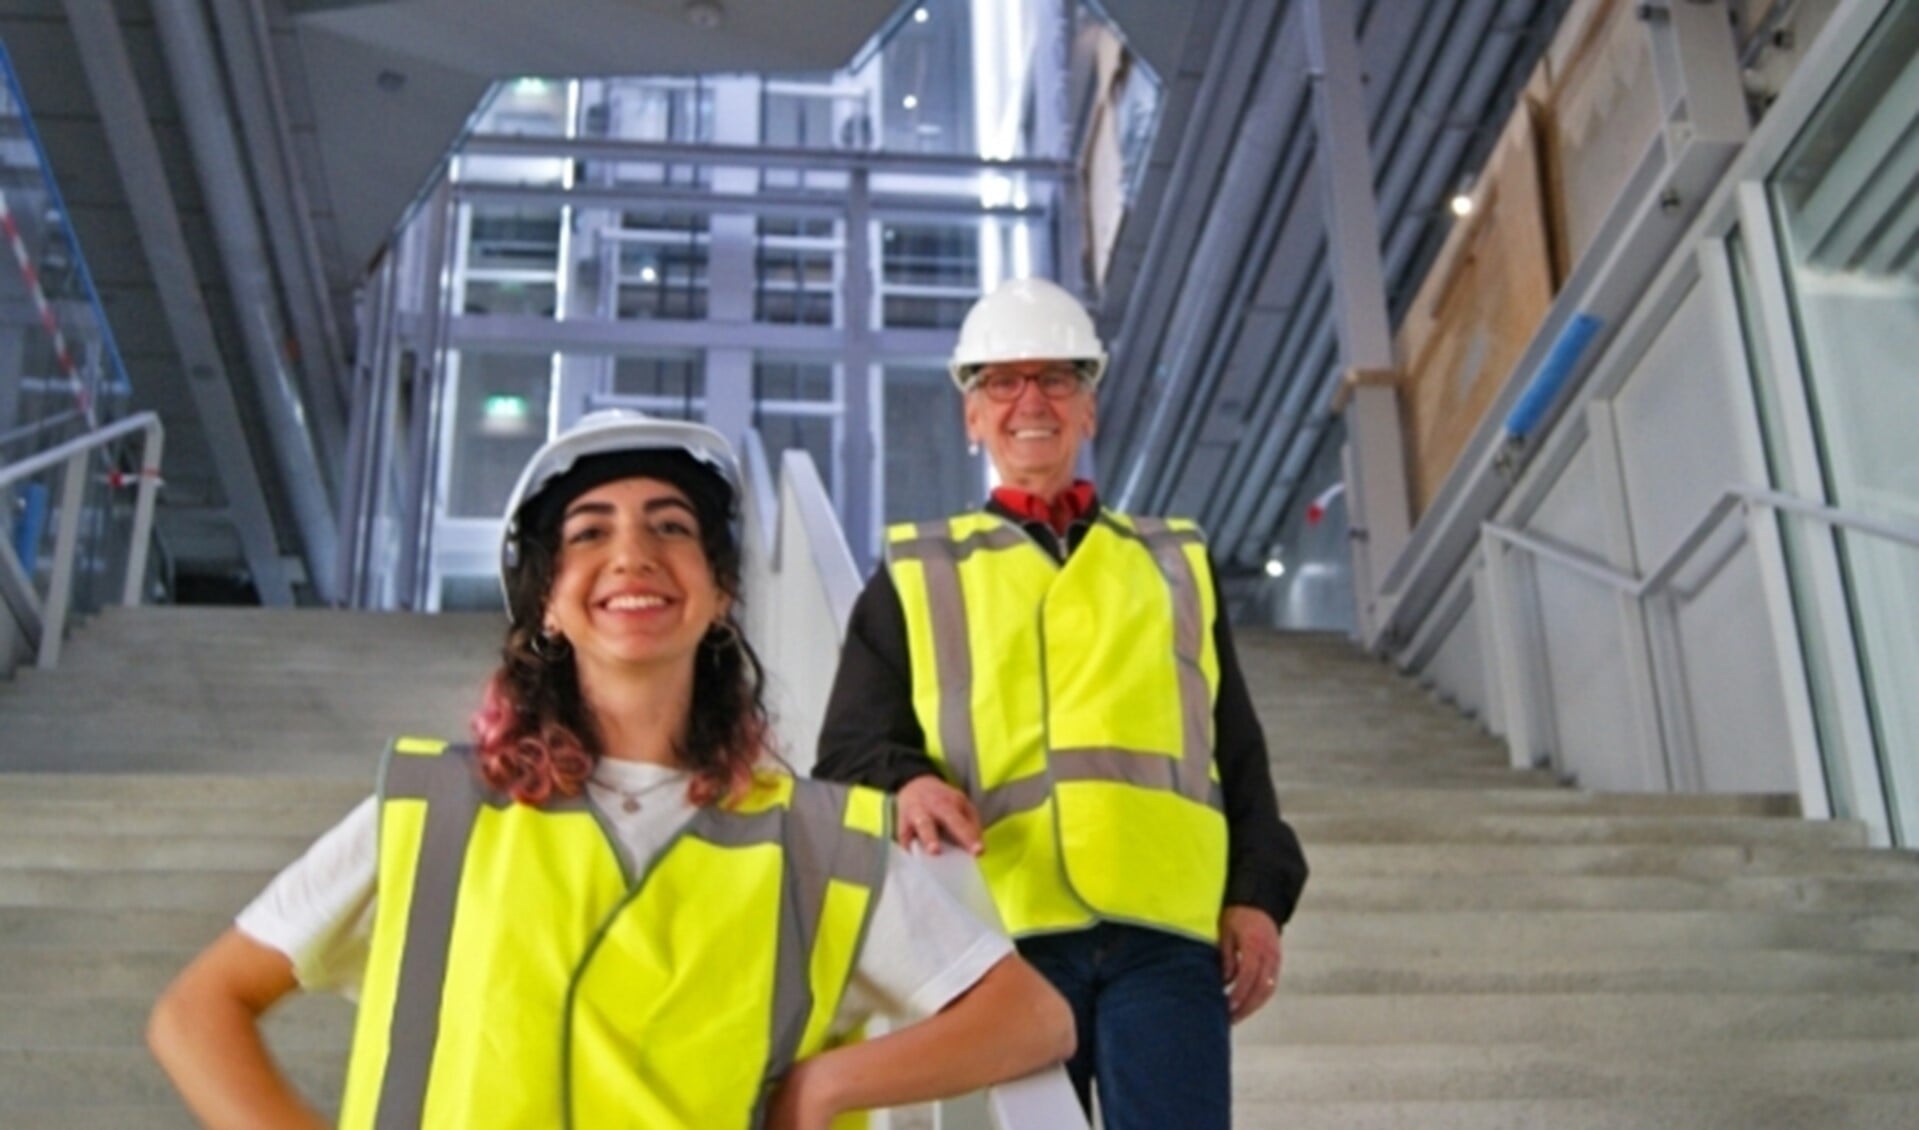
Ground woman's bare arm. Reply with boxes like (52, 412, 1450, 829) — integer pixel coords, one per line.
(766, 953, 1074, 1130)
(148, 927, 327, 1130)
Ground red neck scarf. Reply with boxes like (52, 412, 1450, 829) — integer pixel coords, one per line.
(991, 480, 1098, 537)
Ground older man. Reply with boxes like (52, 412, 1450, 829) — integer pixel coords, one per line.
(816, 277, 1307, 1129)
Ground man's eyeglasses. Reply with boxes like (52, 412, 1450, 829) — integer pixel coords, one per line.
(967, 367, 1089, 402)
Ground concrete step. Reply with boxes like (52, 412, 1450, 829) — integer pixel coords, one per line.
(0, 1045, 343, 1109)
(1303, 874, 1919, 914)
(0, 871, 273, 912)
(0, 773, 370, 806)
(1286, 909, 1919, 952)
(1227, 1092, 1919, 1130)
(0, 1106, 200, 1130)
(1244, 991, 1919, 1045)
(0, 993, 352, 1050)
(0, 906, 242, 947)
(1295, 842, 1919, 879)
(0, 802, 360, 838)
(0, 749, 397, 776)
(1288, 811, 1869, 847)
(1230, 1039, 1919, 1101)
(0, 833, 324, 871)
(1276, 788, 1800, 817)
(1282, 947, 1919, 994)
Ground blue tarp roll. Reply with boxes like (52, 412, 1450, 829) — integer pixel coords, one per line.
(1505, 312, 1604, 441)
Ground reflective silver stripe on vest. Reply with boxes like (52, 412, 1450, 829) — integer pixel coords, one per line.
(1098, 515, 1218, 810)
(743, 784, 890, 1128)
(372, 745, 489, 1129)
(888, 521, 1027, 564)
(886, 520, 1004, 792)
(978, 751, 1224, 825)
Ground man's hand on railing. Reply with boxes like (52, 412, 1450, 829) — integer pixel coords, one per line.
(897, 776, 983, 856)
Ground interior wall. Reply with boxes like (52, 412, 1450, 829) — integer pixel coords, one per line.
(1608, 272, 1797, 794)
(1523, 440, 1653, 789)
(1421, 595, 1490, 726)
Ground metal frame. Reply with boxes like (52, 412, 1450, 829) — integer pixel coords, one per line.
(460, 134, 1073, 179)
(0, 411, 163, 668)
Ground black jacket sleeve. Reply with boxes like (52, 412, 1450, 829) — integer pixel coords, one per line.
(1210, 591, 1310, 927)
(814, 567, 945, 792)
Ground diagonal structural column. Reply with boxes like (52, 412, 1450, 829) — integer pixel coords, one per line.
(1303, 0, 1410, 644)
(60, 0, 295, 604)
(152, 0, 340, 602)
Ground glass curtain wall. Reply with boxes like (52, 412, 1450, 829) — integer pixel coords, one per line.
(1763, 3, 1919, 843)
(353, 0, 1124, 608)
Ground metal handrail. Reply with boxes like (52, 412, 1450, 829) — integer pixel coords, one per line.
(0, 411, 164, 667)
(1479, 483, 1917, 792)
(1483, 486, 1919, 600)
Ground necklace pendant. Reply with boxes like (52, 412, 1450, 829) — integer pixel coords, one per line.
(621, 796, 641, 814)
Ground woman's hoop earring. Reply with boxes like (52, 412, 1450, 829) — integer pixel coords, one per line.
(704, 619, 742, 654)
(531, 630, 572, 663)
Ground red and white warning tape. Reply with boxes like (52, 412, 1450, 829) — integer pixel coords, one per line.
(0, 187, 95, 425)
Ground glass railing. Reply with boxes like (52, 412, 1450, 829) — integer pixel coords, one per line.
(1, 38, 164, 669)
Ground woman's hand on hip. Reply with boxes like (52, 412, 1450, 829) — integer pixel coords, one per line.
(896, 776, 983, 855)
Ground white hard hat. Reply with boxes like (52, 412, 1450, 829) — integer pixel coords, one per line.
(499, 409, 741, 614)
(948, 277, 1107, 391)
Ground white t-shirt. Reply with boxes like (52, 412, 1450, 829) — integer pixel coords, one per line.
(238, 759, 1011, 1032)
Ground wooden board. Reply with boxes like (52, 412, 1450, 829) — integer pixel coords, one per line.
(1393, 96, 1558, 516)
(1537, 0, 1664, 282)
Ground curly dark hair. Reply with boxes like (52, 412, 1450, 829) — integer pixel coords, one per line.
(471, 453, 769, 808)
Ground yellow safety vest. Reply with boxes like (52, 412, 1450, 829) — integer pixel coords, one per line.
(885, 510, 1227, 942)
(340, 737, 891, 1129)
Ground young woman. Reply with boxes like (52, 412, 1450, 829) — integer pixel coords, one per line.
(149, 410, 1073, 1130)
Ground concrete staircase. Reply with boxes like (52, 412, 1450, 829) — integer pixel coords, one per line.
(3, 613, 1918, 1127)
(1235, 631, 1919, 1129)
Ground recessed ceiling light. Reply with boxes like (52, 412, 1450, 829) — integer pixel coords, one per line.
(902, 94, 919, 110)
(914, 7, 930, 21)
(1449, 192, 1474, 217)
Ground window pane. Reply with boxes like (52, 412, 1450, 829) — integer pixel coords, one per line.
(448, 353, 550, 519)
(883, 364, 977, 521)
(1766, 2, 1919, 844)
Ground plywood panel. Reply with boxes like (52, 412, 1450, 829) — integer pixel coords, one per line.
(1538, 0, 1663, 281)
(1393, 97, 1557, 516)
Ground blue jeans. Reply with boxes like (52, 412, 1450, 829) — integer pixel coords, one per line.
(1016, 922, 1231, 1130)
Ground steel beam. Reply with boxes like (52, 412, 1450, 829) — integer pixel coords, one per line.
(153, 0, 339, 601)
(60, 0, 293, 604)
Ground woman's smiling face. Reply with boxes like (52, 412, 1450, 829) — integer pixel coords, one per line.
(542, 476, 728, 678)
